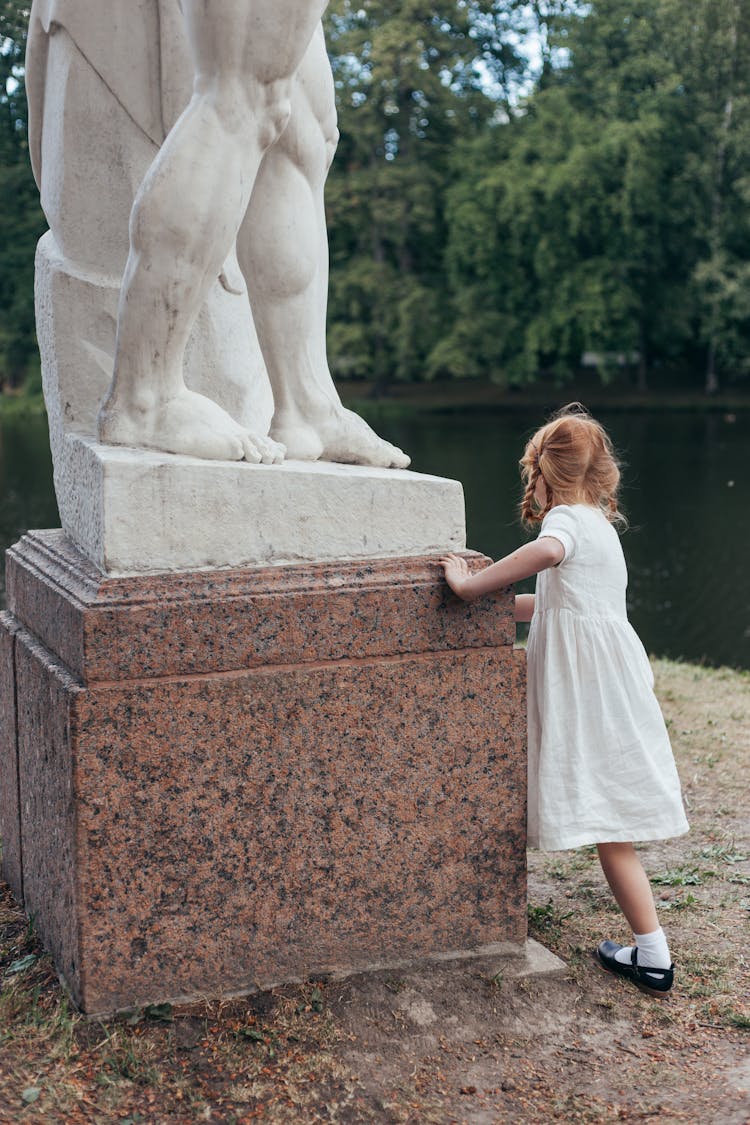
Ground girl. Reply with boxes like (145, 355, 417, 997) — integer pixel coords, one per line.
(441, 404, 689, 995)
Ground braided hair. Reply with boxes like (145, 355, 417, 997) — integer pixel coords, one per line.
(520, 441, 554, 525)
(519, 404, 626, 528)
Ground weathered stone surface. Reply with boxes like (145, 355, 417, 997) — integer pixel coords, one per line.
(2, 535, 527, 1016)
(26, 438, 466, 576)
(27, 3, 409, 473)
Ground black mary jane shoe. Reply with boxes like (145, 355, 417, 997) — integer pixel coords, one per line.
(596, 940, 674, 995)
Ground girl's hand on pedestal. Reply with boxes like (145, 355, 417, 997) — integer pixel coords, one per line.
(440, 553, 472, 599)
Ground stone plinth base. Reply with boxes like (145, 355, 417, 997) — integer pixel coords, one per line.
(1, 532, 526, 1016)
(52, 435, 466, 575)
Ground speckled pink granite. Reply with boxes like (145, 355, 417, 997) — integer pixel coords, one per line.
(0, 612, 23, 903)
(2, 532, 527, 1015)
(13, 629, 83, 994)
(6, 531, 514, 683)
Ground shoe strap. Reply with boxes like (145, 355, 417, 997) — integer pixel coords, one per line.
(632, 947, 673, 978)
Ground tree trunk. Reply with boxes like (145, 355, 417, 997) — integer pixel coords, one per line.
(369, 155, 390, 398)
(705, 341, 719, 395)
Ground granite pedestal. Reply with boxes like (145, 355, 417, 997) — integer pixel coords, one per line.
(1, 531, 526, 1016)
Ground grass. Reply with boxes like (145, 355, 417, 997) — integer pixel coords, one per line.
(698, 844, 748, 864)
(0, 936, 345, 1122)
(0, 881, 348, 1121)
(650, 867, 705, 886)
(527, 901, 575, 940)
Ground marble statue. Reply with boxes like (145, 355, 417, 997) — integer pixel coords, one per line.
(26, 0, 409, 469)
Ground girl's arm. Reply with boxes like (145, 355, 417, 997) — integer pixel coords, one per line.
(440, 538, 564, 602)
(514, 594, 535, 622)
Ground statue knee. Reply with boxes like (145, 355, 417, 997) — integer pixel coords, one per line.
(128, 182, 184, 262)
(206, 77, 292, 150)
(256, 83, 293, 150)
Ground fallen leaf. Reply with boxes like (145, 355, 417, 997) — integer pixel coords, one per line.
(7, 954, 37, 975)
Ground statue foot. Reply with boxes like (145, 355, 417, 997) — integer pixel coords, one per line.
(98, 387, 286, 464)
(272, 407, 410, 469)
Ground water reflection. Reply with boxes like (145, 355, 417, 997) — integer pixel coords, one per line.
(0, 407, 747, 670)
(0, 411, 59, 604)
(382, 409, 750, 671)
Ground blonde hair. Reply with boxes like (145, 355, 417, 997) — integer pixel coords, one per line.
(519, 403, 626, 527)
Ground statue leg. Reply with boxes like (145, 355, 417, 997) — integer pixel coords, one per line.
(99, 0, 327, 462)
(236, 27, 410, 468)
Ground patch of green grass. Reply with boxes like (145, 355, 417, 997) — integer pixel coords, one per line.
(544, 847, 598, 882)
(699, 843, 748, 865)
(98, 1027, 164, 1086)
(571, 883, 620, 913)
(0, 967, 80, 1078)
(659, 892, 699, 912)
(679, 951, 731, 999)
(527, 900, 574, 941)
(651, 867, 705, 887)
(545, 859, 568, 881)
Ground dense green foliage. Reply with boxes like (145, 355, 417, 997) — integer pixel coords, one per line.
(442, 0, 750, 391)
(2, 0, 750, 394)
(0, 2, 44, 391)
(323, 0, 536, 391)
(325, 0, 750, 392)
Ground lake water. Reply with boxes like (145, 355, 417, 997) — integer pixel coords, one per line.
(1, 407, 748, 670)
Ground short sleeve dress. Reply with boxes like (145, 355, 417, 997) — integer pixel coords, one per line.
(526, 504, 689, 851)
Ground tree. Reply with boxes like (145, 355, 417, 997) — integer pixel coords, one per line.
(677, 0, 750, 392)
(3, 0, 750, 393)
(324, 0, 532, 390)
(0, 2, 46, 391)
(440, 0, 750, 391)
(442, 1, 696, 386)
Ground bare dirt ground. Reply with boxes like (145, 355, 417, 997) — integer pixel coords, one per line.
(1, 659, 748, 1124)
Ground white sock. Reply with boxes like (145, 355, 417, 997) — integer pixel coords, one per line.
(614, 927, 671, 969)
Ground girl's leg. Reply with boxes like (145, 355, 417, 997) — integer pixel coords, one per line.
(596, 842, 659, 934)
(597, 842, 672, 973)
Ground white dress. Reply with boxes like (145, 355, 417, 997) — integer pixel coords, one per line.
(526, 504, 689, 851)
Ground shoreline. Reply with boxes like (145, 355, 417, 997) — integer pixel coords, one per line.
(4, 380, 750, 419)
(339, 379, 750, 416)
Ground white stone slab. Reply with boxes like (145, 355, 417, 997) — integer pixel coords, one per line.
(57, 435, 466, 576)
